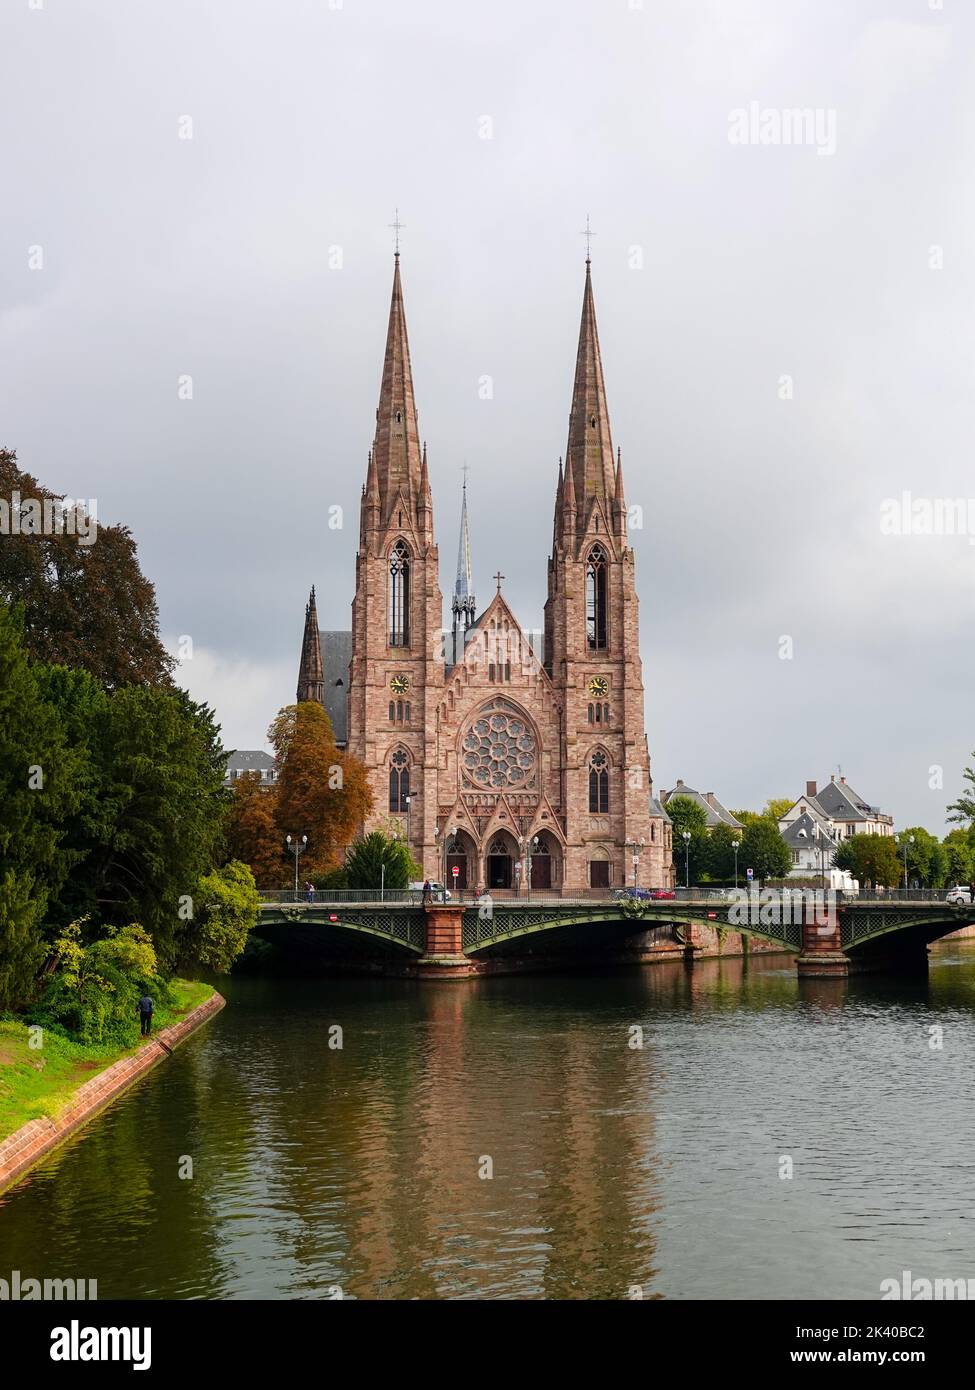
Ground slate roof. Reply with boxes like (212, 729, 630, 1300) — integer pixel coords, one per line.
(224, 749, 276, 785)
(660, 781, 742, 829)
(782, 811, 836, 850)
(320, 629, 352, 746)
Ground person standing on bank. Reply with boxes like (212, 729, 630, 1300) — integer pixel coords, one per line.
(138, 993, 154, 1037)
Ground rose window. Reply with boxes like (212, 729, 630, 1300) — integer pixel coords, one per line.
(461, 705, 536, 788)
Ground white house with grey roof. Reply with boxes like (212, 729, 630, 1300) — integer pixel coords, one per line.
(778, 776, 894, 890)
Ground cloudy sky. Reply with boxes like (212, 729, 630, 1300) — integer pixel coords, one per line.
(2, 0, 973, 832)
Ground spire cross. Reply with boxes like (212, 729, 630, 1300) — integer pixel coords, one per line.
(461, 461, 470, 490)
(580, 214, 596, 262)
(389, 208, 405, 255)
(493, 571, 504, 593)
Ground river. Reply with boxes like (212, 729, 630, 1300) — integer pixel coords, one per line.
(2, 942, 974, 1300)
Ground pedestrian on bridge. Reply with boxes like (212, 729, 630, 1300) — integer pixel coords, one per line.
(305, 880, 315, 902)
(422, 879, 432, 905)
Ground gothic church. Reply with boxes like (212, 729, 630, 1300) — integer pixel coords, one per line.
(296, 253, 674, 894)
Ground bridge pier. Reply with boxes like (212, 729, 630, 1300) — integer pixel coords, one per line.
(416, 904, 475, 979)
(795, 907, 849, 978)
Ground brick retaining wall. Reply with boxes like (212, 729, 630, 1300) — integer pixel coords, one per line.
(0, 992, 225, 1195)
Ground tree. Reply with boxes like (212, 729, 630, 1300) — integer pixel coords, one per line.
(834, 834, 901, 893)
(227, 772, 287, 888)
(665, 796, 710, 884)
(343, 831, 420, 892)
(0, 450, 175, 687)
(190, 861, 261, 973)
(740, 818, 791, 884)
(33, 918, 160, 1047)
(70, 686, 229, 967)
(947, 754, 975, 827)
(269, 703, 373, 874)
(730, 809, 761, 827)
(943, 828, 974, 885)
(706, 822, 744, 881)
(896, 827, 948, 889)
(763, 798, 793, 823)
(0, 602, 80, 1008)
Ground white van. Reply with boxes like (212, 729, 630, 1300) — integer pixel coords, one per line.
(409, 881, 452, 902)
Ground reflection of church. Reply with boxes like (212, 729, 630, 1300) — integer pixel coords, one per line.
(296, 252, 674, 894)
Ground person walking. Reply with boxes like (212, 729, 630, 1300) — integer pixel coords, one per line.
(138, 993, 154, 1037)
(422, 878, 432, 905)
(305, 879, 315, 902)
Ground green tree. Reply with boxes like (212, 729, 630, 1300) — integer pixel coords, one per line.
(706, 822, 744, 881)
(947, 754, 975, 827)
(343, 831, 420, 892)
(75, 686, 229, 966)
(0, 602, 80, 1008)
(897, 827, 948, 889)
(190, 861, 260, 973)
(0, 450, 175, 687)
(740, 818, 791, 884)
(943, 828, 974, 885)
(834, 834, 901, 893)
(665, 796, 710, 884)
(762, 798, 793, 822)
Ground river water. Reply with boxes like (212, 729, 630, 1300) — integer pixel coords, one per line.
(2, 943, 975, 1301)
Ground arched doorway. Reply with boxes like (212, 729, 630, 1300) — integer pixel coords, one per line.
(487, 833, 516, 890)
(445, 828, 476, 892)
(528, 831, 561, 891)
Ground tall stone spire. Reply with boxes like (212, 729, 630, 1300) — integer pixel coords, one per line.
(296, 586, 325, 705)
(564, 258, 616, 526)
(451, 478, 476, 664)
(372, 254, 423, 520)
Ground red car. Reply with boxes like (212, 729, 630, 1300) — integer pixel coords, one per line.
(650, 888, 676, 900)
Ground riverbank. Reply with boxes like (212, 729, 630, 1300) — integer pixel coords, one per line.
(0, 985, 224, 1194)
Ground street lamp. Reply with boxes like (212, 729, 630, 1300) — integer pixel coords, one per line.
(285, 833, 308, 897)
(902, 833, 914, 895)
(405, 794, 411, 846)
(527, 835, 539, 900)
(682, 830, 691, 890)
(732, 834, 741, 889)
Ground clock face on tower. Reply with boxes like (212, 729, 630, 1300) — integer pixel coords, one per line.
(389, 674, 410, 695)
(588, 676, 609, 698)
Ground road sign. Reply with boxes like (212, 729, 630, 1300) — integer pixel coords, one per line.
(746, 867, 754, 880)
(451, 866, 459, 878)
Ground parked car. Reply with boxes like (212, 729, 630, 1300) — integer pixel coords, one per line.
(650, 889, 677, 900)
(409, 881, 452, 902)
(614, 886, 652, 901)
(946, 886, 973, 905)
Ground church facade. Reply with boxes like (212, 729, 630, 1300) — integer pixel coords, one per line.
(297, 254, 674, 895)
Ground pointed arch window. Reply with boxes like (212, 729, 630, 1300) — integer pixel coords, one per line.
(586, 545, 607, 650)
(588, 749, 609, 813)
(389, 541, 411, 647)
(388, 749, 410, 812)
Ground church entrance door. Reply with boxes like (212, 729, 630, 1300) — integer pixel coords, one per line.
(487, 836, 513, 890)
(531, 851, 552, 890)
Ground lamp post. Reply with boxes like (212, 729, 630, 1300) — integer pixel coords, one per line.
(527, 835, 539, 901)
(682, 830, 691, 890)
(733, 834, 741, 889)
(405, 794, 411, 847)
(285, 833, 307, 897)
(902, 833, 914, 895)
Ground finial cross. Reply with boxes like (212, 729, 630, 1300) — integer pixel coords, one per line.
(494, 571, 504, 593)
(389, 208, 405, 255)
(581, 214, 596, 261)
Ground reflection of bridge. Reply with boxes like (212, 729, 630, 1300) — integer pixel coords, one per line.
(256, 894, 975, 978)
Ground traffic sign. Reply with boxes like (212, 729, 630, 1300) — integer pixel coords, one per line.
(451, 866, 459, 878)
(746, 867, 754, 880)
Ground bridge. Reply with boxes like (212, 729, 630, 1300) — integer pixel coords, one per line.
(255, 890, 975, 978)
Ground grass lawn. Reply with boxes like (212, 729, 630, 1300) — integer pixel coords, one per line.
(0, 979, 215, 1142)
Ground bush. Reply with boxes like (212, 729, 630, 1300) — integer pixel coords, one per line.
(31, 919, 164, 1047)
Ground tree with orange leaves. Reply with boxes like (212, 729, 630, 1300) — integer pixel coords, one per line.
(268, 703, 373, 874)
(226, 772, 287, 888)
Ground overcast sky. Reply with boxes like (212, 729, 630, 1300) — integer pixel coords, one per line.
(2, 0, 973, 833)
